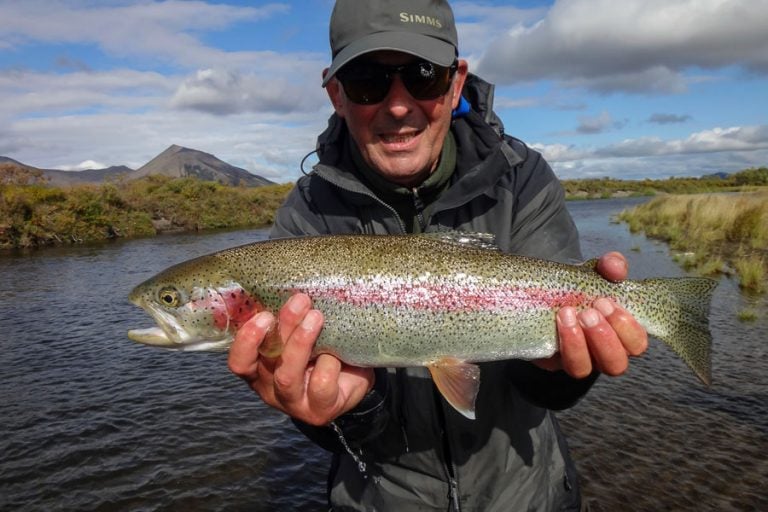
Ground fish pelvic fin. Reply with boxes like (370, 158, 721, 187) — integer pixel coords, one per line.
(640, 277, 717, 386)
(427, 357, 481, 420)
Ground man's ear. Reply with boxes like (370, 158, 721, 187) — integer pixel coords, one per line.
(323, 68, 345, 117)
(450, 60, 469, 110)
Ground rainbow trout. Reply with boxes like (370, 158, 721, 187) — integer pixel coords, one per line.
(128, 233, 715, 419)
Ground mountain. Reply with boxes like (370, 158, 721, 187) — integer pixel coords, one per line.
(43, 166, 134, 187)
(130, 145, 273, 186)
(0, 145, 273, 187)
(0, 156, 30, 167)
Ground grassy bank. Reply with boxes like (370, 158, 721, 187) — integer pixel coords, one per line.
(562, 166, 768, 199)
(618, 191, 767, 293)
(0, 174, 293, 249)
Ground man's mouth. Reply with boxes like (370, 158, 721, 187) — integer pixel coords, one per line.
(379, 130, 422, 147)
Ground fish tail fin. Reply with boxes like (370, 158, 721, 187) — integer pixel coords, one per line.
(639, 277, 717, 385)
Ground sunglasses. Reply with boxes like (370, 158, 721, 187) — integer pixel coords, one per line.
(336, 59, 458, 105)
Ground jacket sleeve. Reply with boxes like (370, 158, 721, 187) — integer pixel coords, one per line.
(270, 176, 330, 238)
(504, 139, 600, 409)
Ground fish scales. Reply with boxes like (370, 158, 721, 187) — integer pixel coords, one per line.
(128, 233, 716, 418)
(214, 236, 587, 363)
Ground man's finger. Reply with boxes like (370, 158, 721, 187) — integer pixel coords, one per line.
(556, 307, 593, 379)
(278, 293, 313, 342)
(579, 309, 628, 376)
(307, 354, 342, 413)
(596, 251, 628, 283)
(272, 309, 324, 406)
(228, 311, 275, 379)
(593, 298, 648, 356)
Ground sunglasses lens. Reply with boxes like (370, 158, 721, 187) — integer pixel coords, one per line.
(337, 64, 390, 105)
(401, 61, 453, 101)
(338, 60, 456, 105)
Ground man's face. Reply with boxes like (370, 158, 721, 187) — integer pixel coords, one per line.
(326, 51, 468, 188)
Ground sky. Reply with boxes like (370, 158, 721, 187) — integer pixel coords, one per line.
(1, 0, 767, 182)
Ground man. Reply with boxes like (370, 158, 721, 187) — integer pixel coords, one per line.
(229, 1, 648, 510)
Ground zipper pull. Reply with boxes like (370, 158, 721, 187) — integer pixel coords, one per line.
(412, 187, 427, 232)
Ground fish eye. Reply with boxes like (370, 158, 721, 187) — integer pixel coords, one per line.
(158, 287, 181, 307)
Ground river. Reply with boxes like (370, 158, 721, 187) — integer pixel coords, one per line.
(0, 197, 766, 511)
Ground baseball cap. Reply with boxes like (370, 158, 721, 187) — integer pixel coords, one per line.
(323, 0, 458, 87)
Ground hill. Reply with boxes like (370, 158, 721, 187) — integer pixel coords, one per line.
(131, 145, 272, 186)
(43, 166, 134, 187)
(0, 145, 273, 187)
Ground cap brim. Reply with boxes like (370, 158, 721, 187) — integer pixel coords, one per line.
(322, 31, 456, 86)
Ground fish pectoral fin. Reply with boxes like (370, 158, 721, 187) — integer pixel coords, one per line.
(427, 357, 481, 420)
(257, 318, 284, 358)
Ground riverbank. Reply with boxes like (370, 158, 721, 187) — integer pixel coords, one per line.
(0, 174, 293, 249)
(2, 165, 767, 250)
(618, 191, 767, 294)
(561, 167, 767, 199)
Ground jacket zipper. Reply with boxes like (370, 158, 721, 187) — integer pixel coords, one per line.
(317, 166, 463, 508)
(411, 187, 427, 233)
(314, 167, 408, 234)
(435, 389, 462, 511)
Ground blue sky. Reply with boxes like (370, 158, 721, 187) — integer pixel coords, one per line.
(1, 0, 767, 182)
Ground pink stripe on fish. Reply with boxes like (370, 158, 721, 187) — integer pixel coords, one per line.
(297, 281, 590, 313)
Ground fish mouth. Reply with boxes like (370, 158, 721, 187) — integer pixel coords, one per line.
(128, 298, 232, 352)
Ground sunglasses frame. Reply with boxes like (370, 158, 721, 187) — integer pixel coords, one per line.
(336, 59, 458, 105)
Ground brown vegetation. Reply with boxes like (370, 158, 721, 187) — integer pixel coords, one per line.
(0, 165, 292, 249)
(618, 191, 767, 293)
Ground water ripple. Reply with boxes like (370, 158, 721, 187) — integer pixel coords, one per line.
(1, 215, 766, 511)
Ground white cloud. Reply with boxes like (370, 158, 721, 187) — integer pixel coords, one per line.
(0, 69, 176, 116)
(647, 113, 692, 125)
(0, 1, 292, 69)
(597, 126, 768, 158)
(474, 0, 768, 93)
(574, 111, 626, 134)
(452, 2, 547, 58)
(57, 160, 108, 171)
(5, 109, 329, 181)
(537, 125, 768, 162)
(169, 67, 327, 115)
(533, 124, 768, 179)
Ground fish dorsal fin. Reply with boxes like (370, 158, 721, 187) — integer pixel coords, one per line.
(427, 357, 481, 420)
(424, 232, 499, 251)
(577, 258, 599, 272)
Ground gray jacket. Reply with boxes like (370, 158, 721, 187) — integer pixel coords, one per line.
(270, 75, 596, 511)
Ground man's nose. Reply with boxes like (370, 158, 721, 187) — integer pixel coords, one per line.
(381, 75, 414, 118)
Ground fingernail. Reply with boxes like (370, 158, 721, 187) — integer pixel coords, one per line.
(594, 298, 615, 317)
(301, 310, 321, 330)
(580, 310, 600, 328)
(287, 294, 307, 314)
(254, 312, 274, 330)
(559, 307, 578, 328)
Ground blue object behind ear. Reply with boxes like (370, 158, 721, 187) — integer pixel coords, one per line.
(452, 95, 470, 119)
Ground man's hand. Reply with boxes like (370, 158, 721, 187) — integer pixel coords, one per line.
(228, 293, 374, 426)
(537, 251, 649, 378)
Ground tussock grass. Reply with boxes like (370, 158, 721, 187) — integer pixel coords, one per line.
(737, 309, 758, 322)
(734, 256, 766, 293)
(0, 174, 293, 249)
(619, 191, 768, 294)
(563, 166, 768, 199)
